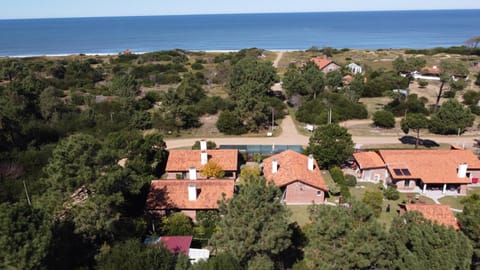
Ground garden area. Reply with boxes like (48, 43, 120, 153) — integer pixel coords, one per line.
(349, 182, 435, 227)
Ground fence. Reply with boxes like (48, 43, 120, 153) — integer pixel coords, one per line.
(219, 144, 303, 156)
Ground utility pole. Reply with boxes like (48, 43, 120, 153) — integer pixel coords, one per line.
(271, 107, 275, 131)
(23, 180, 31, 206)
(328, 106, 332, 124)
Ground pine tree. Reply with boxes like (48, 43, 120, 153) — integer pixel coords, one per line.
(212, 178, 292, 267)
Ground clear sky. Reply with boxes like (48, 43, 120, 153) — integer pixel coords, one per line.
(2, 0, 480, 19)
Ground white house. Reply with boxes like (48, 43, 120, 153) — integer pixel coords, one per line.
(346, 63, 363, 74)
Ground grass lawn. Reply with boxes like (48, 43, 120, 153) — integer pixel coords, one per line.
(359, 97, 391, 116)
(287, 205, 310, 226)
(363, 143, 451, 150)
(438, 196, 465, 210)
(438, 186, 480, 210)
(350, 182, 434, 228)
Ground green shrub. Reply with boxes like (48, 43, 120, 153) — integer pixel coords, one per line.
(329, 167, 345, 184)
(216, 111, 246, 135)
(192, 140, 217, 150)
(362, 190, 384, 217)
(372, 110, 395, 128)
(383, 186, 400, 200)
(443, 90, 456, 98)
(296, 92, 368, 124)
(418, 79, 428, 88)
(191, 62, 204, 70)
(340, 185, 351, 199)
(462, 90, 480, 105)
(470, 105, 480, 115)
(327, 182, 341, 196)
(344, 174, 357, 187)
(71, 93, 85, 105)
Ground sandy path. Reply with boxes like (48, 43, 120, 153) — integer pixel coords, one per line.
(272, 51, 284, 68)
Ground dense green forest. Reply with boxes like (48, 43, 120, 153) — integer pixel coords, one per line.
(1, 49, 480, 269)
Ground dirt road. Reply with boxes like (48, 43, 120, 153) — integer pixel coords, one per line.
(164, 115, 478, 150)
(165, 115, 309, 149)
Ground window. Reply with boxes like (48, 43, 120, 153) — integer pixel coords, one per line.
(374, 174, 380, 182)
(404, 180, 410, 187)
(316, 190, 322, 196)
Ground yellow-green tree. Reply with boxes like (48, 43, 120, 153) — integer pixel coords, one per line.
(239, 165, 261, 185)
(201, 160, 224, 178)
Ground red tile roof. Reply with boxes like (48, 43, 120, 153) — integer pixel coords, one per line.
(421, 66, 441, 75)
(310, 56, 337, 71)
(343, 75, 354, 85)
(146, 180, 234, 211)
(166, 150, 238, 172)
(378, 150, 480, 184)
(405, 204, 459, 230)
(263, 150, 328, 191)
(160, 236, 192, 255)
(353, 152, 385, 169)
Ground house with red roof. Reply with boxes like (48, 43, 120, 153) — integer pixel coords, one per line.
(310, 56, 340, 73)
(146, 179, 235, 220)
(353, 149, 480, 194)
(165, 140, 239, 180)
(263, 150, 329, 204)
(353, 151, 389, 183)
(145, 236, 192, 255)
(401, 204, 460, 230)
(144, 235, 210, 263)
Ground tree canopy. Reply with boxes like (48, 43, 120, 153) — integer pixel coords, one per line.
(296, 92, 368, 125)
(300, 203, 389, 270)
(387, 211, 473, 270)
(401, 113, 430, 148)
(429, 99, 474, 134)
(306, 123, 354, 168)
(213, 178, 292, 267)
(372, 110, 395, 128)
(393, 56, 427, 72)
(457, 194, 480, 267)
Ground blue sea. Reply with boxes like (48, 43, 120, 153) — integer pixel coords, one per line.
(1, 10, 479, 57)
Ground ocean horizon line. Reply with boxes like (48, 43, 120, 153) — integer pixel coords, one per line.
(0, 49, 315, 58)
(1, 8, 479, 21)
(1, 10, 478, 56)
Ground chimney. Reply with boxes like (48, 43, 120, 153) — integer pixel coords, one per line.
(200, 139, 207, 151)
(201, 151, 208, 165)
(308, 154, 314, 171)
(272, 159, 278, 174)
(189, 166, 197, 180)
(458, 163, 468, 178)
(188, 184, 197, 201)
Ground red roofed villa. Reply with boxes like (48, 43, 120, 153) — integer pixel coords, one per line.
(165, 140, 238, 180)
(310, 56, 340, 73)
(353, 149, 480, 195)
(263, 150, 329, 205)
(146, 179, 235, 220)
